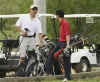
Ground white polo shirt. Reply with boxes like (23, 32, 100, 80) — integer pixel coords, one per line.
(16, 14, 42, 36)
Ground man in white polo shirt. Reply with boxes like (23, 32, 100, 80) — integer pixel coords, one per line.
(16, 5, 43, 64)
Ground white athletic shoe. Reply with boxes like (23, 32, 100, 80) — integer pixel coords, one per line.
(63, 78, 68, 82)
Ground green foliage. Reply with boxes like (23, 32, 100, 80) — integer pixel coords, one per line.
(0, 0, 33, 40)
(47, 0, 100, 43)
(0, 0, 100, 43)
(0, 0, 33, 14)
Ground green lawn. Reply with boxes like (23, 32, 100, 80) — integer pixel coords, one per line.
(41, 77, 100, 82)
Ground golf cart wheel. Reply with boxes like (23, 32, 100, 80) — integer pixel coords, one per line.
(0, 72, 6, 78)
(80, 58, 91, 72)
(72, 58, 91, 73)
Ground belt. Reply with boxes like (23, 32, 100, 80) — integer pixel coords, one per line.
(24, 36, 34, 37)
(60, 41, 66, 43)
(24, 33, 36, 38)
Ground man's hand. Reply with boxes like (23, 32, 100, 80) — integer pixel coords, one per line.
(16, 27, 27, 36)
(21, 32, 27, 36)
(66, 44, 70, 48)
(39, 33, 43, 48)
(40, 42, 43, 48)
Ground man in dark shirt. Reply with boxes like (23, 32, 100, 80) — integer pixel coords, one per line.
(46, 9, 71, 82)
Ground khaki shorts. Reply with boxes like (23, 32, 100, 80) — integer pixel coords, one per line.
(19, 37, 35, 58)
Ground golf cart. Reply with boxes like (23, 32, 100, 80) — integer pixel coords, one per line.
(0, 18, 20, 77)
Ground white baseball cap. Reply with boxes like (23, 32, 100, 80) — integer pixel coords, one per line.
(30, 5, 38, 9)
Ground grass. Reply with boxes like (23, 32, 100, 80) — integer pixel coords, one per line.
(40, 77, 100, 82)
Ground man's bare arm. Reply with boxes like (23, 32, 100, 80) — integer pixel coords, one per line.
(39, 33, 43, 47)
(66, 35, 70, 48)
(16, 26, 24, 33)
(16, 26, 27, 36)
